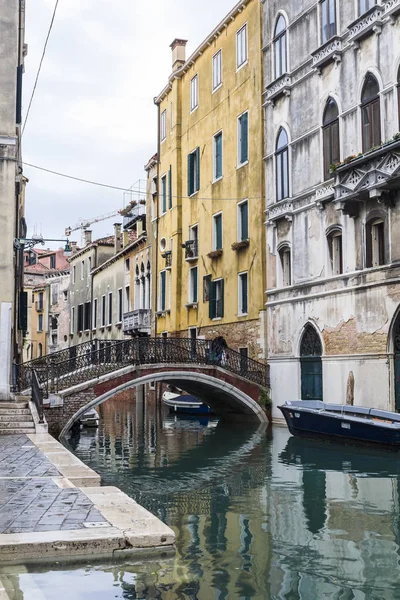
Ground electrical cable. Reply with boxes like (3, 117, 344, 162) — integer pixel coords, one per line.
(22, 0, 60, 135)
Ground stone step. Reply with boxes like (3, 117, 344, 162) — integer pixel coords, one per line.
(0, 408, 32, 415)
(0, 421, 34, 429)
(0, 402, 29, 409)
(0, 414, 33, 422)
(0, 428, 36, 434)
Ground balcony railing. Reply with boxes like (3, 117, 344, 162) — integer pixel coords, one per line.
(184, 240, 198, 261)
(123, 204, 146, 230)
(123, 309, 151, 334)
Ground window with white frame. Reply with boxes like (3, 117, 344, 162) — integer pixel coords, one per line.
(321, 0, 337, 44)
(188, 148, 200, 196)
(236, 24, 247, 69)
(87, 256, 91, 278)
(159, 271, 166, 311)
(161, 175, 167, 214)
(81, 260, 85, 280)
(161, 109, 167, 141)
(108, 292, 113, 325)
(238, 272, 248, 315)
(189, 266, 198, 304)
(125, 285, 130, 312)
(359, 0, 376, 16)
(72, 265, 76, 284)
(237, 200, 249, 241)
(71, 307, 75, 334)
(101, 295, 106, 327)
(279, 246, 292, 287)
(238, 111, 249, 166)
(93, 298, 97, 329)
(276, 127, 289, 201)
(212, 212, 223, 250)
(366, 218, 385, 267)
(213, 131, 223, 181)
(209, 278, 224, 319)
(190, 74, 198, 112)
(274, 15, 287, 79)
(118, 288, 123, 322)
(327, 229, 343, 275)
(212, 50, 222, 90)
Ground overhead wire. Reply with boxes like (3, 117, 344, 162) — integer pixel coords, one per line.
(22, 0, 60, 136)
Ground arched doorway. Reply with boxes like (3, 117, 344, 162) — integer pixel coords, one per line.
(393, 313, 400, 411)
(300, 324, 323, 401)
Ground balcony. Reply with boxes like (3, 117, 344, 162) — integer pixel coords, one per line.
(183, 239, 198, 261)
(122, 204, 146, 230)
(348, 5, 383, 47)
(35, 301, 44, 312)
(265, 74, 292, 105)
(383, 0, 400, 21)
(311, 36, 342, 72)
(266, 199, 293, 224)
(123, 309, 151, 335)
(333, 138, 400, 216)
(162, 251, 172, 269)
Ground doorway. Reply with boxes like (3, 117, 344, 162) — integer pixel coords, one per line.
(300, 324, 323, 401)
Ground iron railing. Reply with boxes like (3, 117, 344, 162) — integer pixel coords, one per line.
(32, 368, 44, 423)
(19, 337, 270, 397)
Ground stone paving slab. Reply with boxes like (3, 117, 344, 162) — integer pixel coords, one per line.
(0, 435, 59, 479)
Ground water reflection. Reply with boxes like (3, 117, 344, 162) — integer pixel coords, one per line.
(4, 395, 400, 598)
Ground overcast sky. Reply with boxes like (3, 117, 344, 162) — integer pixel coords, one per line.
(23, 0, 236, 246)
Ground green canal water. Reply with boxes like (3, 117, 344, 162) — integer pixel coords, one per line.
(2, 396, 400, 599)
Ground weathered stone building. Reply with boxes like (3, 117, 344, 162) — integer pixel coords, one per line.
(263, 0, 400, 416)
(0, 0, 26, 397)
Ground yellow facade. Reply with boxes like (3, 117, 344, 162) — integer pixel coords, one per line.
(24, 286, 47, 360)
(154, 0, 265, 359)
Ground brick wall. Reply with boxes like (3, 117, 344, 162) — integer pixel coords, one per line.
(323, 318, 387, 356)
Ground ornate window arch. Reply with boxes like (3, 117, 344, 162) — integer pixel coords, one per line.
(278, 243, 291, 287)
(300, 324, 323, 357)
(274, 15, 287, 79)
(361, 73, 381, 152)
(326, 226, 343, 275)
(323, 97, 340, 180)
(276, 127, 289, 201)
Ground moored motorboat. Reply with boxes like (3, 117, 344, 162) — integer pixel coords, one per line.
(162, 390, 213, 415)
(79, 408, 99, 428)
(278, 400, 400, 447)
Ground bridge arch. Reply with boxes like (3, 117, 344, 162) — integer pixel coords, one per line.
(60, 370, 268, 438)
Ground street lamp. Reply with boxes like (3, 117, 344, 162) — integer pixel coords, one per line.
(14, 235, 72, 255)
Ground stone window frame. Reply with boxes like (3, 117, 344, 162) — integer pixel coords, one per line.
(238, 271, 249, 316)
(319, 0, 338, 45)
(364, 210, 387, 268)
(322, 96, 340, 181)
(326, 226, 343, 276)
(358, 0, 377, 17)
(360, 72, 382, 153)
(277, 242, 292, 288)
(160, 109, 167, 142)
(273, 13, 288, 80)
(275, 126, 290, 202)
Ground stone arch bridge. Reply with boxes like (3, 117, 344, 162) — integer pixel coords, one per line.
(19, 338, 270, 436)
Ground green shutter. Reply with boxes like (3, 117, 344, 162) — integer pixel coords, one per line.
(168, 166, 172, 209)
(209, 281, 216, 319)
(241, 202, 248, 240)
(160, 272, 166, 311)
(216, 214, 222, 249)
(215, 133, 222, 179)
(193, 267, 198, 303)
(18, 291, 28, 332)
(220, 279, 224, 318)
(241, 112, 248, 163)
(188, 154, 192, 196)
(242, 274, 248, 313)
(195, 147, 200, 192)
(162, 177, 167, 213)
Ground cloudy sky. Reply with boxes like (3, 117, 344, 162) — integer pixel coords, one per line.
(23, 0, 236, 246)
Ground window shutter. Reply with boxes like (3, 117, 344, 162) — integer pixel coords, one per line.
(18, 291, 28, 332)
(220, 279, 224, 318)
(209, 281, 216, 319)
(195, 147, 200, 192)
(241, 113, 248, 163)
(188, 154, 192, 196)
(241, 202, 248, 240)
(216, 215, 222, 249)
(168, 166, 172, 209)
(193, 267, 198, 303)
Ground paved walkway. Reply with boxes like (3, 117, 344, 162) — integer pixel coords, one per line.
(0, 432, 175, 567)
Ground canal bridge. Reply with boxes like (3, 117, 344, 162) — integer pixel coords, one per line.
(19, 338, 270, 435)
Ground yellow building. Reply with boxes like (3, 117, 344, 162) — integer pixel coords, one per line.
(23, 284, 47, 360)
(153, 0, 265, 359)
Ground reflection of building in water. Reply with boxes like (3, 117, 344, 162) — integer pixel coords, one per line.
(268, 428, 400, 599)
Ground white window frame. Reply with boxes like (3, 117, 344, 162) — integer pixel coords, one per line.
(101, 294, 106, 327)
(161, 109, 167, 142)
(236, 24, 248, 71)
(279, 246, 292, 287)
(188, 266, 198, 304)
(160, 173, 167, 214)
(237, 110, 249, 168)
(238, 271, 248, 316)
(213, 129, 223, 182)
(71, 307, 75, 334)
(93, 298, 97, 329)
(214, 278, 223, 320)
(117, 288, 123, 323)
(159, 270, 167, 312)
(72, 265, 76, 284)
(125, 285, 130, 312)
(87, 256, 91, 279)
(81, 260, 85, 280)
(212, 212, 223, 251)
(237, 199, 249, 242)
(190, 74, 198, 112)
(212, 49, 222, 91)
(108, 292, 113, 325)
(327, 229, 343, 276)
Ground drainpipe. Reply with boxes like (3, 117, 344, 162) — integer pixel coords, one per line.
(154, 100, 161, 404)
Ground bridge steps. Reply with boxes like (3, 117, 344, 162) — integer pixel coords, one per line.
(0, 403, 35, 435)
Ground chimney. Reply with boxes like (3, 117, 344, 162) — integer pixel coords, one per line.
(83, 230, 92, 246)
(170, 38, 188, 71)
(70, 241, 78, 254)
(114, 223, 122, 254)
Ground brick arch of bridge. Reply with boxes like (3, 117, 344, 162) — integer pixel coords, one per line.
(58, 365, 268, 438)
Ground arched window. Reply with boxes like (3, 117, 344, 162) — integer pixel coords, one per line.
(321, 0, 337, 44)
(361, 74, 381, 152)
(366, 217, 385, 267)
(323, 98, 340, 180)
(276, 128, 289, 201)
(279, 245, 291, 287)
(327, 228, 343, 275)
(274, 15, 287, 79)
